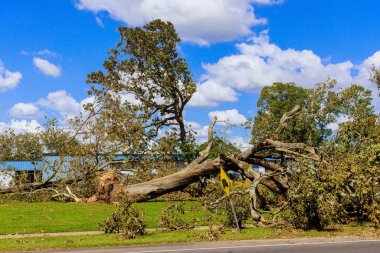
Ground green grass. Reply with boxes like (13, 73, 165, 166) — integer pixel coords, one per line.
(2, 201, 378, 252)
(0, 200, 378, 252)
(0, 228, 303, 252)
(0, 202, 116, 235)
(0, 225, 378, 252)
(0, 201, 218, 235)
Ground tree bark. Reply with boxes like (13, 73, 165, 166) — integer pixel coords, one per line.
(122, 159, 218, 202)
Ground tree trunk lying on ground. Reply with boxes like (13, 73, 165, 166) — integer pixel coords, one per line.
(95, 106, 319, 212)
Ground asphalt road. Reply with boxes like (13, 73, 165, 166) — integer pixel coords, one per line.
(23, 237, 380, 253)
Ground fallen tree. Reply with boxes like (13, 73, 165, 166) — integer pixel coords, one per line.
(115, 106, 317, 202)
(88, 105, 321, 227)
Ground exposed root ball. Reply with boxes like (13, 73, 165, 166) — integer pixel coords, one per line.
(93, 170, 122, 203)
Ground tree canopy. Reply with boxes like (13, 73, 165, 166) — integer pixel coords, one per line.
(86, 19, 196, 148)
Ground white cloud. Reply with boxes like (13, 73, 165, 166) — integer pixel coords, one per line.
(195, 31, 380, 109)
(95, 16, 104, 27)
(7, 90, 83, 123)
(208, 109, 247, 125)
(20, 50, 29, 56)
(37, 90, 80, 118)
(75, 0, 281, 45)
(9, 103, 41, 119)
(189, 80, 238, 107)
(120, 92, 141, 106)
(79, 96, 96, 108)
(185, 121, 209, 144)
(327, 115, 351, 131)
(33, 57, 61, 77)
(0, 61, 22, 92)
(6, 90, 87, 127)
(21, 49, 58, 57)
(230, 136, 252, 151)
(0, 119, 41, 134)
(36, 49, 58, 57)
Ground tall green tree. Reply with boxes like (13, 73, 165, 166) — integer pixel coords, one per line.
(86, 19, 196, 147)
(251, 82, 308, 144)
(334, 84, 377, 152)
(251, 82, 333, 146)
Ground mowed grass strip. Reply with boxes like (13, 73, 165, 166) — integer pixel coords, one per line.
(0, 228, 299, 252)
(1, 225, 377, 252)
(0, 201, 216, 235)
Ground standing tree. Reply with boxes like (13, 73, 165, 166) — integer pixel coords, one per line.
(251, 82, 309, 145)
(86, 19, 196, 147)
(252, 80, 341, 147)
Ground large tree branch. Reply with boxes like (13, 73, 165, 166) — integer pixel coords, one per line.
(271, 105, 300, 140)
(191, 117, 217, 165)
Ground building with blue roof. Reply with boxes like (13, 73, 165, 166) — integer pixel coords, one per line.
(0, 160, 43, 187)
(0, 153, 186, 188)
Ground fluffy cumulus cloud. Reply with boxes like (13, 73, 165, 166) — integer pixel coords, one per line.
(9, 103, 41, 119)
(33, 57, 61, 77)
(0, 120, 41, 134)
(0, 60, 22, 92)
(208, 109, 247, 125)
(75, 0, 282, 45)
(6, 91, 82, 122)
(37, 90, 81, 118)
(191, 31, 380, 108)
(4, 90, 90, 133)
(189, 80, 238, 107)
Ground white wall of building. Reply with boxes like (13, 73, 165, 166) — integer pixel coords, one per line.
(0, 171, 14, 188)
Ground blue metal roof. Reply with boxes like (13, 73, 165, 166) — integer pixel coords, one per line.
(113, 154, 184, 161)
(0, 161, 42, 171)
(0, 153, 186, 172)
(0, 156, 72, 172)
(264, 158, 281, 161)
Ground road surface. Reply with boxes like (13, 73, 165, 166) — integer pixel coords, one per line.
(21, 237, 380, 253)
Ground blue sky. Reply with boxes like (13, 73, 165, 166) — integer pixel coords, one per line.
(1, 0, 380, 149)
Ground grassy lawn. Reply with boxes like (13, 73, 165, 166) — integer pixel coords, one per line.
(2, 201, 379, 252)
(1, 201, 379, 252)
(0, 201, 218, 235)
(0, 225, 379, 252)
